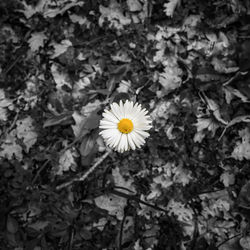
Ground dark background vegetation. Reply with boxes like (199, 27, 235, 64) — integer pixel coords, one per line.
(1, 0, 250, 249)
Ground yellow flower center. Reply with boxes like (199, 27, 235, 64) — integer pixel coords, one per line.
(118, 118, 133, 134)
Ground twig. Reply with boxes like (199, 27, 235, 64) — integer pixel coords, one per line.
(56, 149, 112, 190)
(197, 188, 225, 196)
(110, 189, 169, 214)
(3, 55, 23, 75)
(222, 71, 247, 86)
(216, 233, 242, 248)
(119, 214, 126, 250)
(59, 139, 79, 155)
(68, 226, 74, 250)
(7, 111, 19, 133)
(2, 31, 31, 76)
(114, 185, 136, 194)
(0, 111, 19, 142)
(218, 127, 227, 141)
(187, 199, 199, 249)
(32, 159, 50, 184)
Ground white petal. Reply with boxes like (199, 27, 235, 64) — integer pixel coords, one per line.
(134, 129, 150, 139)
(132, 118, 151, 125)
(124, 100, 132, 117)
(118, 133, 127, 153)
(124, 135, 129, 151)
(133, 120, 152, 130)
(103, 129, 122, 149)
(124, 102, 134, 119)
(132, 112, 150, 122)
(99, 120, 117, 129)
(100, 129, 117, 139)
(129, 131, 142, 148)
(127, 133, 136, 150)
(106, 137, 115, 147)
(123, 100, 128, 117)
(141, 108, 148, 115)
(100, 100, 152, 152)
(133, 131, 146, 145)
(99, 125, 117, 130)
(110, 102, 123, 120)
(113, 131, 122, 148)
(100, 120, 116, 126)
(103, 111, 119, 123)
(106, 130, 122, 148)
(130, 105, 145, 120)
(136, 125, 152, 130)
(133, 103, 140, 111)
(99, 122, 117, 128)
(119, 100, 125, 117)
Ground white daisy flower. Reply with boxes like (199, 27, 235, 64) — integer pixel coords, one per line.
(99, 100, 152, 153)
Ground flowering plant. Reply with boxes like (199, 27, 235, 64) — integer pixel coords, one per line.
(99, 100, 152, 153)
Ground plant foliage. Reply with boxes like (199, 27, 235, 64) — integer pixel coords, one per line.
(1, 0, 250, 249)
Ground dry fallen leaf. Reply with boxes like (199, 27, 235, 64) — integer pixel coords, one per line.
(158, 57, 183, 95)
(240, 236, 250, 250)
(231, 127, 250, 161)
(69, 14, 91, 27)
(28, 32, 47, 52)
(127, 0, 142, 12)
(94, 194, 127, 220)
(16, 116, 37, 152)
(56, 148, 78, 175)
(112, 167, 136, 194)
(99, 0, 131, 29)
(20, 0, 83, 19)
(50, 40, 72, 59)
(164, 0, 181, 17)
(195, 117, 219, 135)
(220, 172, 235, 187)
(0, 89, 13, 121)
(167, 199, 194, 223)
(0, 131, 23, 161)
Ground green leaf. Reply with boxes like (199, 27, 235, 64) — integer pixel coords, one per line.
(7, 215, 18, 234)
(72, 106, 101, 139)
(80, 130, 99, 166)
(107, 64, 130, 93)
(43, 111, 73, 128)
(164, 0, 181, 17)
(25, 238, 41, 250)
(84, 114, 101, 130)
(220, 172, 235, 187)
(80, 228, 92, 240)
(80, 133, 96, 157)
(240, 236, 250, 250)
(238, 181, 250, 209)
(16, 116, 38, 152)
(94, 194, 127, 220)
(111, 92, 131, 104)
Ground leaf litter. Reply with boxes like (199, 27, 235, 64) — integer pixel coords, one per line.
(1, 0, 250, 249)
